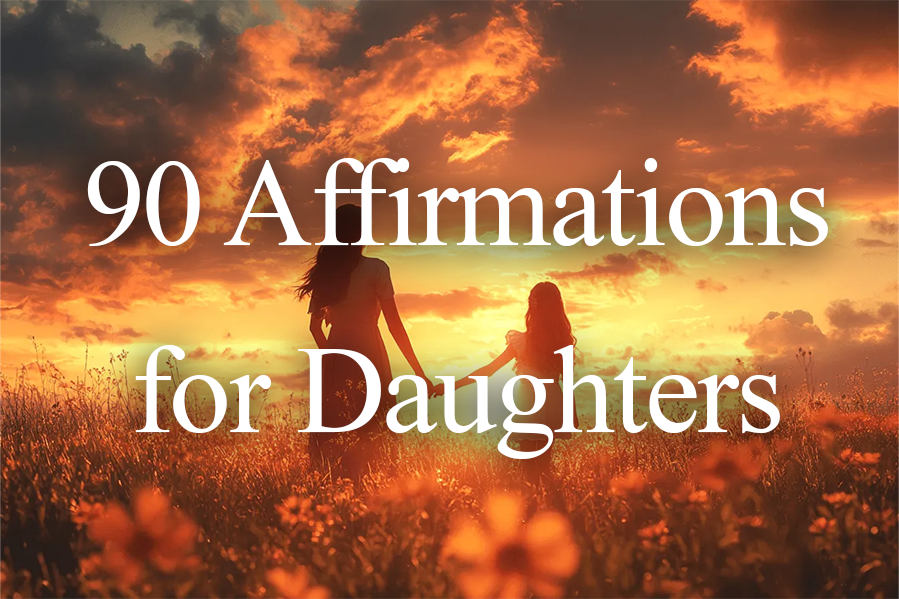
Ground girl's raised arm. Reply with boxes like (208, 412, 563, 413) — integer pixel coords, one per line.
(433, 344, 516, 396)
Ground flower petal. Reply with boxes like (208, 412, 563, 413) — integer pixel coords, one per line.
(525, 512, 580, 578)
(134, 488, 171, 537)
(444, 519, 492, 564)
(484, 493, 525, 541)
(456, 568, 501, 599)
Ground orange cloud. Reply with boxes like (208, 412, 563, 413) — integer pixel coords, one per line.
(696, 278, 727, 293)
(295, 5, 554, 164)
(742, 301, 898, 387)
(186, 346, 269, 361)
(688, 0, 898, 132)
(442, 130, 511, 164)
(549, 250, 680, 284)
(61, 321, 146, 343)
(675, 137, 714, 154)
(396, 287, 510, 319)
(743, 309, 827, 357)
(869, 215, 898, 236)
(1, 2, 557, 330)
(189, 3, 553, 208)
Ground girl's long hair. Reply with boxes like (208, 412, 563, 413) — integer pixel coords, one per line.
(294, 204, 364, 308)
(519, 282, 575, 375)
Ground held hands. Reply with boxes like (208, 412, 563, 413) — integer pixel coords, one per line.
(420, 373, 444, 399)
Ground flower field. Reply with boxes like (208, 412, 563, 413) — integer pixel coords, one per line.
(1, 356, 896, 598)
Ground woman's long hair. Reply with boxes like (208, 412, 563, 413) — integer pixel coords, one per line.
(519, 282, 576, 375)
(294, 204, 364, 308)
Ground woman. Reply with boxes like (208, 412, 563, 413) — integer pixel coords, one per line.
(296, 204, 433, 482)
(433, 282, 578, 495)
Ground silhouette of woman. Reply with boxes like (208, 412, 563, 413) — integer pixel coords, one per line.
(433, 282, 578, 499)
(296, 204, 433, 482)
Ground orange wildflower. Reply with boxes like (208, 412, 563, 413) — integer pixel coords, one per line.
(809, 406, 852, 433)
(373, 475, 439, 508)
(276, 496, 341, 544)
(822, 492, 856, 507)
(86, 487, 199, 587)
(691, 440, 768, 492)
(774, 439, 795, 457)
(737, 515, 765, 528)
(642, 572, 690, 597)
(609, 470, 647, 496)
(278, 496, 315, 527)
(878, 412, 899, 434)
(687, 489, 709, 504)
(637, 520, 672, 548)
(442, 492, 580, 599)
(70, 500, 105, 527)
(0, 562, 9, 595)
(809, 517, 836, 534)
(838, 449, 881, 467)
(266, 567, 330, 599)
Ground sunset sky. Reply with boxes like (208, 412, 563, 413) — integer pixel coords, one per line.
(2, 1, 897, 424)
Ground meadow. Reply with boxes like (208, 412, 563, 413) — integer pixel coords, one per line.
(1, 347, 896, 598)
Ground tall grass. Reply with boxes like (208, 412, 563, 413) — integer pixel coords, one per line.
(1, 350, 896, 598)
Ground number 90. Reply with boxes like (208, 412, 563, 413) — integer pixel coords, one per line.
(88, 161, 200, 247)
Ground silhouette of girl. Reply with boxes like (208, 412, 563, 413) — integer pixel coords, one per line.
(296, 204, 433, 482)
(433, 282, 578, 497)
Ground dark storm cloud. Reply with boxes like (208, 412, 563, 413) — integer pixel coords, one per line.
(508, 0, 740, 182)
(0, 0, 249, 245)
(749, 1, 898, 75)
(0, 0, 268, 320)
(0, 1, 276, 179)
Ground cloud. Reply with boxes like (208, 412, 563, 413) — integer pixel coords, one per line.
(856, 238, 896, 249)
(228, 287, 280, 309)
(186, 346, 268, 361)
(675, 137, 714, 155)
(695, 278, 727, 293)
(0, 1, 554, 322)
(277, 368, 311, 397)
(85, 298, 130, 312)
(204, 2, 554, 175)
(743, 309, 826, 356)
(61, 321, 146, 343)
(742, 301, 898, 386)
(442, 130, 511, 164)
(396, 287, 510, 319)
(825, 300, 898, 332)
(868, 215, 898, 236)
(0, 298, 28, 312)
(549, 250, 679, 285)
(688, 0, 898, 132)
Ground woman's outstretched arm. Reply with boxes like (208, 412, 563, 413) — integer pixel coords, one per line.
(309, 313, 328, 349)
(380, 296, 432, 384)
(433, 345, 515, 396)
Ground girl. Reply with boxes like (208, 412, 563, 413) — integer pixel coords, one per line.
(295, 204, 434, 482)
(434, 281, 578, 494)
